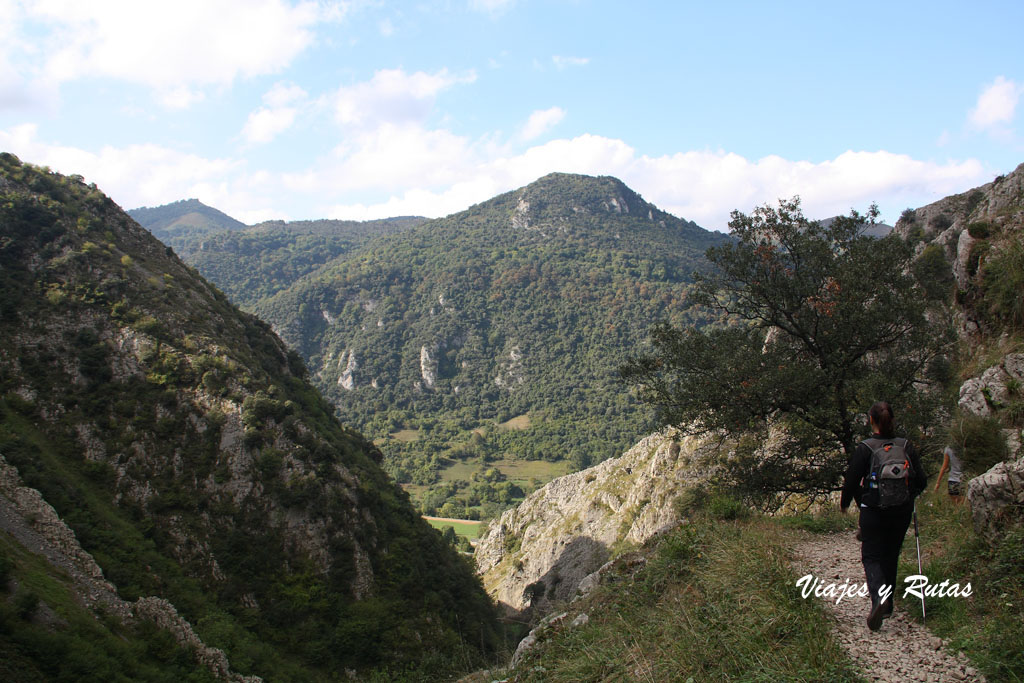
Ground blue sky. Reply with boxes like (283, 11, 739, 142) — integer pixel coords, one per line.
(2, 0, 1022, 231)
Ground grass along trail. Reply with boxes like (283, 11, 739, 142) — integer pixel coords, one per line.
(791, 529, 983, 682)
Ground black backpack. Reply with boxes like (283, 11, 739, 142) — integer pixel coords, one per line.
(863, 437, 912, 508)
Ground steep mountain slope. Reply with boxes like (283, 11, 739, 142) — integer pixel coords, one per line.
(0, 154, 499, 680)
(894, 162, 1024, 340)
(254, 173, 727, 512)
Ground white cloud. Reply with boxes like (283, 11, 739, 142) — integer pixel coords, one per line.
(278, 120, 479, 202)
(552, 55, 590, 70)
(3, 121, 989, 234)
(7, 0, 326, 108)
(158, 86, 206, 110)
(263, 82, 307, 108)
(969, 76, 1023, 131)
(623, 149, 986, 230)
(329, 122, 474, 191)
(0, 123, 239, 209)
(330, 68, 476, 128)
(521, 107, 566, 141)
(322, 130, 986, 230)
(239, 82, 308, 145)
(242, 107, 298, 145)
(327, 177, 504, 220)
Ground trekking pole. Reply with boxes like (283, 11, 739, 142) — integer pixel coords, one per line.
(913, 501, 926, 623)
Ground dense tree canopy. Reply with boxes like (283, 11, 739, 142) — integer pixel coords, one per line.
(623, 198, 955, 504)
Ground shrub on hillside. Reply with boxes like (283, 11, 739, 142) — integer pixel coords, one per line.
(980, 235, 1024, 330)
(947, 414, 1009, 474)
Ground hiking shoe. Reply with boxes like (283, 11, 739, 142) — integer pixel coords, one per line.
(867, 602, 886, 631)
(855, 528, 862, 542)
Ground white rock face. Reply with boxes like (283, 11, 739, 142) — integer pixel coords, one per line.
(420, 345, 438, 390)
(958, 377, 991, 416)
(494, 345, 524, 389)
(337, 349, 357, 390)
(968, 453, 1024, 540)
(605, 197, 625, 213)
(953, 229, 977, 291)
(474, 431, 716, 614)
(958, 351, 1024, 539)
(958, 353, 1024, 416)
(512, 197, 531, 229)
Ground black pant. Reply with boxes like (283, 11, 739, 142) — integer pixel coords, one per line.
(858, 503, 914, 608)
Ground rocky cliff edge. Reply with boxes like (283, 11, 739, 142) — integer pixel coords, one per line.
(474, 430, 719, 615)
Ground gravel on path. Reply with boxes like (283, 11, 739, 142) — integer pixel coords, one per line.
(791, 530, 984, 683)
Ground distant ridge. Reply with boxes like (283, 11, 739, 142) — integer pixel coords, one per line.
(816, 215, 893, 238)
(129, 197, 246, 240)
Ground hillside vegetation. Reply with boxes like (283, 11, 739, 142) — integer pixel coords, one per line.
(245, 174, 727, 516)
(0, 154, 500, 680)
(128, 198, 246, 244)
(131, 212, 427, 310)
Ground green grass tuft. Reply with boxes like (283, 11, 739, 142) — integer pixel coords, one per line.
(509, 515, 863, 682)
(903, 491, 1024, 681)
(778, 508, 857, 534)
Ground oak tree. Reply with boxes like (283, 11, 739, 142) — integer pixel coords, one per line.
(622, 198, 954, 504)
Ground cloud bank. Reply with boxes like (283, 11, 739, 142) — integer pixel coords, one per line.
(3, 0, 334, 107)
(3, 118, 988, 231)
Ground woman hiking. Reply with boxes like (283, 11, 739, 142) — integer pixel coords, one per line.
(840, 401, 927, 631)
(934, 444, 965, 504)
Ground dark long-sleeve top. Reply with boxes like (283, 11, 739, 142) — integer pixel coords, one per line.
(840, 435, 927, 510)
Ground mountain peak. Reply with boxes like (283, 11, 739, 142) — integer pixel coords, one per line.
(513, 172, 659, 222)
(128, 197, 246, 238)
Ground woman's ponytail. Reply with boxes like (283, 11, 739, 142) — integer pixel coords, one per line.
(869, 401, 895, 438)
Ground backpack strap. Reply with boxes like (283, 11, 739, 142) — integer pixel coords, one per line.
(862, 437, 908, 455)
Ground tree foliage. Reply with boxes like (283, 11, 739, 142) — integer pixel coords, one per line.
(623, 198, 955, 503)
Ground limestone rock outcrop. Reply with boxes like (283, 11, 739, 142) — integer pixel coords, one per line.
(134, 597, 263, 683)
(1, 453, 260, 682)
(967, 454, 1024, 539)
(474, 430, 716, 615)
(420, 344, 438, 389)
(958, 353, 1024, 417)
(0, 453, 124, 615)
(895, 162, 1024, 338)
(955, 352, 1024, 537)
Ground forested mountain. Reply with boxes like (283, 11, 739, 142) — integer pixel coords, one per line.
(129, 203, 426, 308)
(128, 198, 246, 244)
(251, 173, 728, 516)
(0, 154, 499, 680)
(177, 217, 426, 308)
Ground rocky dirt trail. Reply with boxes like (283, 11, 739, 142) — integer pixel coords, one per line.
(792, 530, 984, 682)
